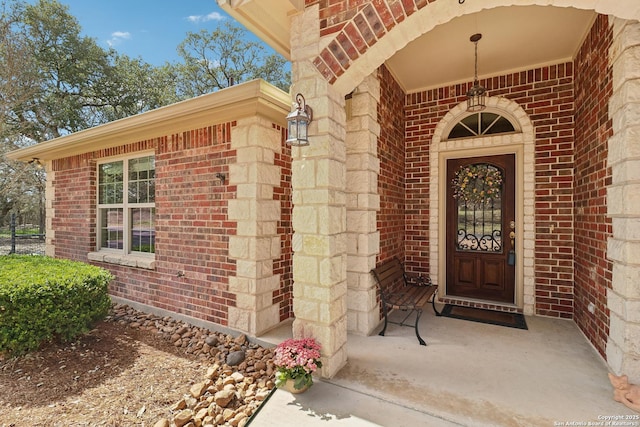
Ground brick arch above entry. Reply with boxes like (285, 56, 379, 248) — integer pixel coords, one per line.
(311, 0, 640, 95)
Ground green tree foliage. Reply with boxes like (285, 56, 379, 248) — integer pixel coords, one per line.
(0, 0, 43, 227)
(12, 0, 179, 139)
(0, 0, 179, 226)
(175, 21, 290, 97)
(0, 0, 290, 227)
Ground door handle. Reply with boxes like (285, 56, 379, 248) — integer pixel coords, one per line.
(508, 223, 516, 266)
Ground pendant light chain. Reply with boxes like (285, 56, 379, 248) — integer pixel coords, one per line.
(467, 33, 486, 112)
(474, 37, 479, 84)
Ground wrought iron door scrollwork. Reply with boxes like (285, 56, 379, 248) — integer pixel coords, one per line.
(457, 229, 502, 252)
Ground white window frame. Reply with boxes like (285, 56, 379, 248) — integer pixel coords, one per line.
(89, 151, 156, 269)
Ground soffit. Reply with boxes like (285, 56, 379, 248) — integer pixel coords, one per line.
(217, 0, 302, 60)
(384, 6, 596, 93)
(220, 2, 595, 93)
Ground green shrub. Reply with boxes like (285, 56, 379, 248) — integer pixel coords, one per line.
(0, 255, 113, 357)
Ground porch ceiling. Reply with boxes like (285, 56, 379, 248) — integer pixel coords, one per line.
(220, 2, 596, 94)
(385, 6, 597, 93)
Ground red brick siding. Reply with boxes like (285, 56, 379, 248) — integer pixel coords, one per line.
(377, 65, 406, 265)
(51, 121, 294, 328)
(51, 123, 241, 326)
(309, 0, 434, 83)
(153, 125, 237, 325)
(573, 14, 613, 357)
(307, 0, 422, 36)
(273, 125, 294, 321)
(405, 62, 576, 319)
(50, 156, 96, 260)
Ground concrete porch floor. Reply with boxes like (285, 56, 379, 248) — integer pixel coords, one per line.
(251, 307, 637, 426)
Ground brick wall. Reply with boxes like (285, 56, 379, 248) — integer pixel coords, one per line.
(405, 63, 576, 319)
(573, 14, 613, 357)
(273, 125, 294, 322)
(154, 124, 237, 325)
(309, 0, 435, 84)
(377, 65, 406, 265)
(50, 155, 97, 260)
(52, 120, 294, 329)
(52, 124, 240, 326)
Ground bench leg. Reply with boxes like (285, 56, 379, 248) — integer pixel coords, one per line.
(415, 309, 426, 346)
(379, 304, 389, 337)
(432, 291, 442, 317)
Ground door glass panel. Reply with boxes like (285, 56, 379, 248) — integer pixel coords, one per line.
(452, 163, 504, 252)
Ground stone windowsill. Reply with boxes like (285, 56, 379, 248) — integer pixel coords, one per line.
(88, 251, 156, 270)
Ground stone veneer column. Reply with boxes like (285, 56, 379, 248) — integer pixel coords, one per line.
(345, 75, 381, 335)
(227, 116, 282, 336)
(289, 4, 348, 378)
(606, 18, 640, 381)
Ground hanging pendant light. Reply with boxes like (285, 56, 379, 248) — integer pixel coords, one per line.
(467, 33, 486, 112)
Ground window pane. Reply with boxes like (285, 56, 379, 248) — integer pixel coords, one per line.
(480, 112, 499, 134)
(128, 155, 155, 203)
(100, 208, 123, 249)
(448, 123, 475, 139)
(131, 207, 155, 253)
(461, 113, 480, 133)
(99, 161, 123, 204)
(447, 112, 516, 140)
(485, 116, 515, 135)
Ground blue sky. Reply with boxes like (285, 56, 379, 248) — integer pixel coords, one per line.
(53, 1, 238, 65)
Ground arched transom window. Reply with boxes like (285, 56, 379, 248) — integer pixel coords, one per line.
(447, 111, 516, 140)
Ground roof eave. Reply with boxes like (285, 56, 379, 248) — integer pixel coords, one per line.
(7, 79, 291, 163)
(217, 0, 300, 60)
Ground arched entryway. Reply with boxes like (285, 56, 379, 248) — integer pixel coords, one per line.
(288, 1, 640, 379)
(431, 97, 535, 314)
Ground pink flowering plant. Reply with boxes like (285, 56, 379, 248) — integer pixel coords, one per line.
(273, 338, 323, 390)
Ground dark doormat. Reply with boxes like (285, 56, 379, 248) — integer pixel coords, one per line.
(441, 304, 528, 330)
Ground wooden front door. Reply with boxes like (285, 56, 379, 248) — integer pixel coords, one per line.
(446, 154, 516, 303)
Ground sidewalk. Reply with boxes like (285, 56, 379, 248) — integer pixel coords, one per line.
(249, 379, 462, 426)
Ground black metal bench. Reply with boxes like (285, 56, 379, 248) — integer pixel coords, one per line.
(371, 258, 439, 345)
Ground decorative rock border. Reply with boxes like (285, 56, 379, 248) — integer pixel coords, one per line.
(107, 304, 276, 427)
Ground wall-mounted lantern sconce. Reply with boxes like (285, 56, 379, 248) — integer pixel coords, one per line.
(215, 172, 226, 184)
(29, 158, 43, 169)
(286, 93, 313, 146)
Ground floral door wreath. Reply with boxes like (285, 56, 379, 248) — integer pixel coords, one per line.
(452, 163, 504, 205)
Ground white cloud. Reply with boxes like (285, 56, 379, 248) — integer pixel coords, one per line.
(107, 31, 131, 47)
(186, 11, 225, 23)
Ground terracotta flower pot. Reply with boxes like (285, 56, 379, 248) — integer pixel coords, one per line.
(280, 378, 310, 394)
